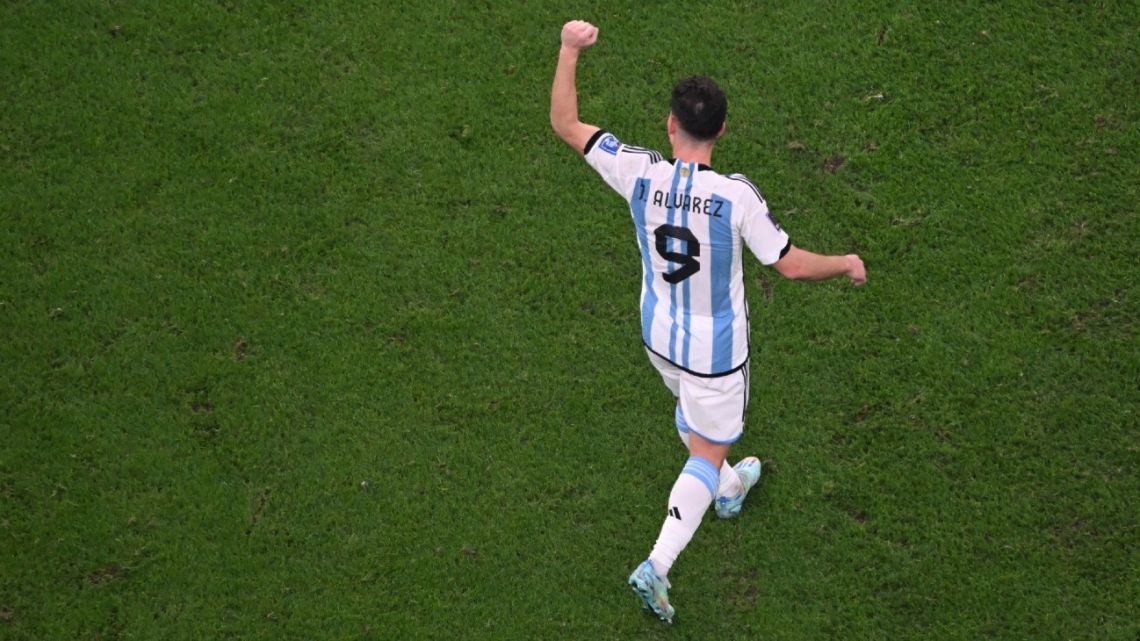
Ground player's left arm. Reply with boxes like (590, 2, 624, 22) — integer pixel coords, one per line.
(736, 178, 864, 285)
(773, 245, 866, 285)
(550, 20, 601, 155)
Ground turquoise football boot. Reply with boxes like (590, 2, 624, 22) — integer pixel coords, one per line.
(628, 560, 674, 623)
(714, 456, 762, 519)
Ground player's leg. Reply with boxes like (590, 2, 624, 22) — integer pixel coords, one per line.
(630, 429, 725, 623)
(631, 352, 713, 622)
(646, 430, 728, 579)
(706, 363, 762, 519)
(676, 362, 762, 519)
(675, 403, 742, 498)
(630, 368, 743, 620)
(630, 355, 758, 621)
(648, 348, 743, 498)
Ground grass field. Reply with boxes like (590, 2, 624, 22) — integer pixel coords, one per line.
(2, 1, 1137, 639)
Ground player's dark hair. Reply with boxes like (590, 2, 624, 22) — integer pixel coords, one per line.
(670, 75, 727, 141)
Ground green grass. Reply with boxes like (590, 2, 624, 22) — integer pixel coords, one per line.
(2, 1, 1137, 639)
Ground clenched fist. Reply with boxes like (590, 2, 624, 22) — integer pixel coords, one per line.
(561, 20, 598, 50)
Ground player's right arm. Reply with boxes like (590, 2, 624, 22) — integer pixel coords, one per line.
(550, 20, 600, 154)
(774, 245, 866, 286)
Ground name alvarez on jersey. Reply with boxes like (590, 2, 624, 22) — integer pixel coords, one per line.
(583, 130, 790, 377)
(641, 184, 727, 218)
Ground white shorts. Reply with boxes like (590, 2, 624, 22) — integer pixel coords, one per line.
(646, 349, 749, 444)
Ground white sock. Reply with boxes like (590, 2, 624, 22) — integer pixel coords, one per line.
(675, 406, 742, 499)
(717, 462, 742, 499)
(648, 456, 717, 578)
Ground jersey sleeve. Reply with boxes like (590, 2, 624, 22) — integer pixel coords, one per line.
(731, 174, 791, 265)
(582, 130, 663, 202)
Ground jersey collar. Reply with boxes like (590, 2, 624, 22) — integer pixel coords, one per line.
(668, 158, 713, 172)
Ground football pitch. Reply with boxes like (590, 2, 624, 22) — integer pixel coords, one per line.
(2, 1, 1136, 639)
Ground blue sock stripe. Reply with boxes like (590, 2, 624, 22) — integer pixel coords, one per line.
(682, 456, 719, 497)
(674, 406, 690, 434)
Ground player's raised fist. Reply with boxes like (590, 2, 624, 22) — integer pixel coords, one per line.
(561, 20, 598, 50)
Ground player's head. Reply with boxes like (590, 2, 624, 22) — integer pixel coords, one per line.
(669, 75, 727, 142)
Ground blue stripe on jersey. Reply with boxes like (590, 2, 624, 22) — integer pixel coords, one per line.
(666, 163, 683, 363)
(682, 456, 719, 498)
(631, 178, 657, 346)
(709, 194, 735, 373)
(680, 163, 696, 369)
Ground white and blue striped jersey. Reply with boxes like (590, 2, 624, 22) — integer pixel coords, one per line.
(584, 130, 790, 377)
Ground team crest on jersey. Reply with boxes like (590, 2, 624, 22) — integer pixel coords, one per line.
(679, 167, 691, 178)
(599, 133, 621, 155)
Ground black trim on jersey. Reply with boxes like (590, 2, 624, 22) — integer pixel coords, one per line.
(727, 174, 766, 203)
(583, 129, 607, 155)
(739, 362, 750, 423)
(624, 146, 664, 163)
(584, 130, 665, 164)
(643, 342, 749, 378)
(668, 158, 713, 172)
(778, 240, 791, 260)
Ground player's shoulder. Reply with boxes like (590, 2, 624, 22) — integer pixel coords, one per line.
(585, 130, 665, 163)
(722, 172, 767, 205)
(621, 142, 666, 164)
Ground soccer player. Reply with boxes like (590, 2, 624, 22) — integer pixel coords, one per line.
(550, 20, 867, 623)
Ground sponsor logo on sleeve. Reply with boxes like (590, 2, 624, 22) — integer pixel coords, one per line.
(599, 133, 621, 155)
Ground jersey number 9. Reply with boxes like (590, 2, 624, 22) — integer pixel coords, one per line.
(654, 225, 700, 284)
